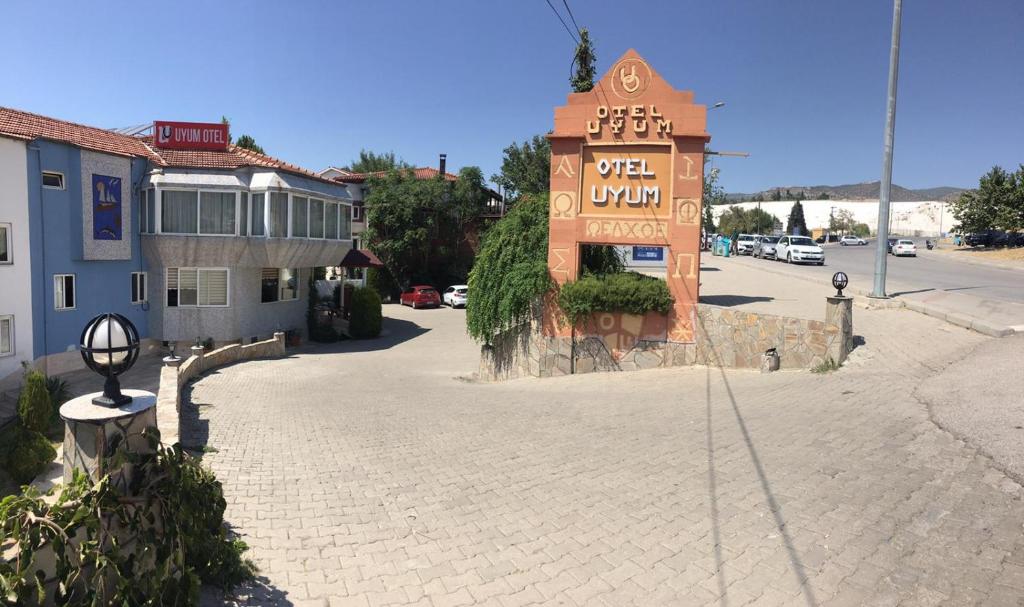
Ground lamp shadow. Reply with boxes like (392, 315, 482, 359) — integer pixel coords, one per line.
(698, 312, 819, 607)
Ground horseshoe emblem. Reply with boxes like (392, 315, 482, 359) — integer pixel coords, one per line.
(620, 65, 640, 93)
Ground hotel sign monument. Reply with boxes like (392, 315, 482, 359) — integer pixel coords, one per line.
(545, 49, 708, 349)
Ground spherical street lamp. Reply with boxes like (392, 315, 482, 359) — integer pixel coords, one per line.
(79, 313, 140, 407)
(832, 271, 849, 297)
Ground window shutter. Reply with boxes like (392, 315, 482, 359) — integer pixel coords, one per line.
(199, 269, 228, 306)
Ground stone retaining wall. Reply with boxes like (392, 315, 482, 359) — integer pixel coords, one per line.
(479, 298, 854, 381)
(156, 332, 286, 444)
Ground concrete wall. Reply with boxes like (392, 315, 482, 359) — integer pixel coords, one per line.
(479, 299, 854, 381)
(25, 141, 149, 375)
(0, 137, 33, 382)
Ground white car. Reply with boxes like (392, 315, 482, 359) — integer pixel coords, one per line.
(891, 239, 917, 257)
(839, 235, 867, 246)
(736, 234, 758, 255)
(775, 235, 825, 265)
(443, 285, 468, 308)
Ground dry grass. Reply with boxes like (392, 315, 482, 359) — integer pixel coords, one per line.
(933, 243, 1024, 265)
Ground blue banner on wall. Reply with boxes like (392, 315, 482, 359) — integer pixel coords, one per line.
(632, 246, 664, 261)
(92, 174, 122, 240)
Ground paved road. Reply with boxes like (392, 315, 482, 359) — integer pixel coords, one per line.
(192, 302, 1024, 606)
(771, 242, 1024, 305)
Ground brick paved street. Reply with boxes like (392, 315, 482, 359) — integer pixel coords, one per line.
(191, 295, 1024, 606)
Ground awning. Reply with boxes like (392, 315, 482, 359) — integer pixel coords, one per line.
(339, 248, 384, 268)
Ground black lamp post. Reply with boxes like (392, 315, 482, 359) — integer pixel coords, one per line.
(832, 271, 849, 298)
(79, 313, 140, 407)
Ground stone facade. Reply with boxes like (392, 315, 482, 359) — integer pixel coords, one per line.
(479, 298, 854, 381)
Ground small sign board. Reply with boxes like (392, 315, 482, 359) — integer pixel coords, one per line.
(153, 121, 229, 151)
(632, 246, 664, 261)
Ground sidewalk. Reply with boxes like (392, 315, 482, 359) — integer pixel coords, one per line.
(716, 254, 1024, 337)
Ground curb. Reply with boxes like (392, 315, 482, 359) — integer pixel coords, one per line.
(925, 248, 1024, 273)
(712, 255, 1017, 338)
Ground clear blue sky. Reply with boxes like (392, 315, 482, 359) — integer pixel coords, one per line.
(1, 0, 1020, 193)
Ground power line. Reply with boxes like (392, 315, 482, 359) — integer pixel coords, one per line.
(543, 0, 578, 44)
(561, 0, 581, 34)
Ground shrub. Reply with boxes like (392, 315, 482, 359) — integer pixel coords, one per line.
(46, 375, 71, 426)
(18, 370, 51, 434)
(557, 272, 674, 325)
(349, 287, 382, 339)
(0, 430, 255, 604)
(366, 266, 399, 302)
(466, 194, 553, 343)
(0, 425, 56, 484)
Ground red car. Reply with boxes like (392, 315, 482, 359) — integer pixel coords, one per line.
(399, 285, 441, 309)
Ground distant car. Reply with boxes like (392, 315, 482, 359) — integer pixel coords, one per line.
(964, 231, 1000, 247)
(840, 235, 867, 246)
(443, 285, 468, 308)
(887, 238, 898, 253)
(736, 234, 758, 255)
(815, 234, 841, 244)
(776, 235, 825, 265)
(400, 285, 441, 309)
(891, 239, 917, 257)
(753, 236, 780, 260)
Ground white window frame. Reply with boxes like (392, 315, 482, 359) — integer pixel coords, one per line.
(54, 274, 76, 311)
(198, 189, 240, 236)
(166, 267, 230, 308)
(0, 222, 11, 264)
(159, 188, 200, 235)
(0, 315, 13, 357)
(42, 171, 65, 190)
(131, 271, 147, 304)
(352, 205, 362, 221)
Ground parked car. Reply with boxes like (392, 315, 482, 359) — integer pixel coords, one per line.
(736, 234, 758, 255)
(443, 285, 468, 308)
(887, 238, 898, 253)
(965, 231, 999, 247)
(814, 234, 841, 244)
(891, 239, 917, 257)
(399, 285, 441, 309)
(753, 236, 780, 260)
(839, 235, 867, 246)
(775, 235, 825, 265)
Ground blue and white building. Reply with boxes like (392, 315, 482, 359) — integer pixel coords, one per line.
(0, 107, 352, 391)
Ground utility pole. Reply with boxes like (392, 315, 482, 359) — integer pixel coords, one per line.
(871, 0, 902, 298)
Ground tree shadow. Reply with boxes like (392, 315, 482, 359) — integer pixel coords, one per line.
(300, 315, 431, 355)
(178, 382, 211, 458)
(199, 576, 293, 606)
(699, 294, 775, 307)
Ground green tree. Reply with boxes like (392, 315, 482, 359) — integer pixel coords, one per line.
(786, 200, 810, 236)
(221, 116, 232, 143)
(702, 166, 726, 233)
(466, 194, 552, 343)
(952, 165, 1024, 234)
(363, 167, 488, 287)
(571, 28, 597, 93)
(771, 189, 782, 201)
(347, 149, 409, 173)
(349, 287, 382, 339)
(234, 134, 264, 155)
(716, 207, 778, 236)
(491, 135, 551, 201)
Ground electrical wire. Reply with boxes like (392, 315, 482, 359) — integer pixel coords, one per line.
(561, 0, 581, 35)
(543, 0, 578, 44)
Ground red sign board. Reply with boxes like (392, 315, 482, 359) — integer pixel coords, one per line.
(153, 121, 229, 151)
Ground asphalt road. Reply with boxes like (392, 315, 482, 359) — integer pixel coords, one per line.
(753, 240, 1024, 305)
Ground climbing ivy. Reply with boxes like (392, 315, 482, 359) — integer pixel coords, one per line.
(466, 194, 553, 343)
(0, 428, 254, 606)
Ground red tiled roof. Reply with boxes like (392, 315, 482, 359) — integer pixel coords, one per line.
(0, 107, 340, 185)
(331, 167, 458, 184)
(142, 136, 338, 184)
(0, 106, 159, 160)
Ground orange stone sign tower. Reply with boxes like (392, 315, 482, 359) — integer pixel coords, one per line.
(545, 49, 709, 347)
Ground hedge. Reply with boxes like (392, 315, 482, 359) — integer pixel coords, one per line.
(557, 272, 674, 325)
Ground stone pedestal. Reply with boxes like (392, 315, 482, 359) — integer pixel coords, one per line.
(60, 389, 157, 486)
(825, 296, 854, 363)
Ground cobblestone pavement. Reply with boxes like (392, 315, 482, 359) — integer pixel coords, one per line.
(191, 301, 1024, 606)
